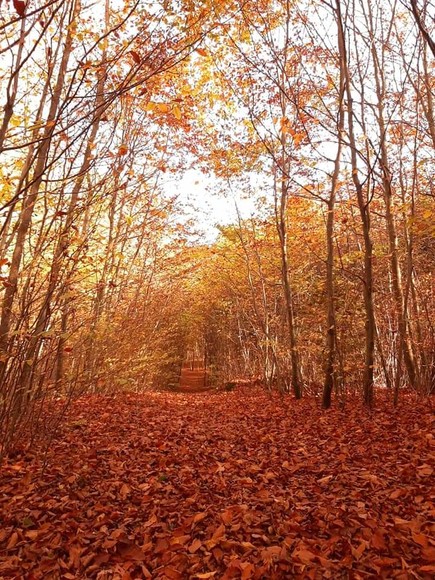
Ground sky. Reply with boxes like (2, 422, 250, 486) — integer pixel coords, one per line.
(164, 169, 257, 242)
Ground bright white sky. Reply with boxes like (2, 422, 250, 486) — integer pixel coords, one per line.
(165, 169, 257, 242)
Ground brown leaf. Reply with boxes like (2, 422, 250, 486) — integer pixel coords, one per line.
(211, 523, 225, 542)
(371, 529, 387, 550)
(130, 50, 141, 64)
(117, 542, 146, 561)
(422, 546, 435, 561)
(193, 512, 207, 525)
(220, 508, 233, 525)
(412, 532, 429, 548)
(161, 567, 183, 580)
(317, 475, 333, 484)
(261, 545, 283, 564)
(351, 541, 367, 560)
(241, 563, 256, 579)
(6, 532, 19, 550)
(171, 534, 190, 545)
(13, 0, 26, 18)
(189, 538, 202, 553)
(416, 464, 433, 477)
(154, 538, 169, 553)
(294, 548, 316, 565)
(119, 482, 131, 499)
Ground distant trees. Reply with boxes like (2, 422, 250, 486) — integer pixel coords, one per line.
(187, 0, 434, 404)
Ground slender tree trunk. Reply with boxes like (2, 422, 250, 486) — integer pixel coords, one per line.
(322, 7, 346, 408)
(337, 0, 375, 406)
(421, 45, 435, 148)
(276, 171, 303, 399)
(367, 1, 420, 390)
(0, 16, 26, 153)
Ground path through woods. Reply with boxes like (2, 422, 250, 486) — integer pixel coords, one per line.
(0, 389, 433, 579)
(177, 367, 209, 393)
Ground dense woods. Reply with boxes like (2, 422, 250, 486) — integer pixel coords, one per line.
(1, 0, 434, 446)
(0, 0, 434, 577)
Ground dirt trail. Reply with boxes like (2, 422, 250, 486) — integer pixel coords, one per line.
(177, 367, 210, 393)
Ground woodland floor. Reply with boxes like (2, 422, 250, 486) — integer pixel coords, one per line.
(0, 388, 434, 580)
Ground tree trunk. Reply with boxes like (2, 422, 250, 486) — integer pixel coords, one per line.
(337, 0, 376, 406)
(367, 0, 420, 391)
(322, 8, 346, 408)
(276, 172, 303, 399)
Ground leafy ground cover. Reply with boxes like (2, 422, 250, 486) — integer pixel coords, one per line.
(0, 388, 433, 579)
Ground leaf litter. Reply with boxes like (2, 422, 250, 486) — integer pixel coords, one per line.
(0, 388, 433, 579)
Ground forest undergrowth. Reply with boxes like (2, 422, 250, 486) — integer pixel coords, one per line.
(0, 387, 433, 579)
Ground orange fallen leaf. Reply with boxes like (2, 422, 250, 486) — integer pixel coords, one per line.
(6, 532, 19, 550)
(371, 529, 387, 550)
(221, 508, 233, 525)
(211, 523, 225, 541)
(162, 567, 183, 580)
(120, 482, 131, 498)
(294, 548, 316, 565)
(189, 538, 202, 553)
(117, 542, 146, 561)
(193, 512, 207, 525)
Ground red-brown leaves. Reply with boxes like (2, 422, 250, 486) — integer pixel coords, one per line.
(0, 389, 433, 578)
(129, 50, 141, 64)
(12, 0, 25, 17)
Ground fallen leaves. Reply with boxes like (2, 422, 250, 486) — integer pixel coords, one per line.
(188, 538, 202, 553)
(0, 388, 433, 578)
(117, 541, 147, 561)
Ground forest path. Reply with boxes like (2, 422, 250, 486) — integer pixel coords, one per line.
(0, 389, 433, 579)
(177, 367, 210, 393)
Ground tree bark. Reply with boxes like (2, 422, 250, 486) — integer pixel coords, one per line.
(337, 0, 376, 406)
(322, 3, 346, 408)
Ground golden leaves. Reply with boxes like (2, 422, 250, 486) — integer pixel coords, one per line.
(146, 102, 170, 113)
(117, 144, 129, 156)
(173, 105, 182, 120)
(277, 117, 304, 146)
(145, 101, 184, 121)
